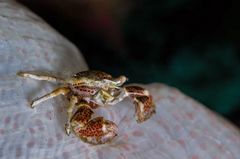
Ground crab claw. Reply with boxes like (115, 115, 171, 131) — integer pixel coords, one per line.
(70, 104, 118, 144)
(72, 116, 118, 145)
(124, 86, 156, 123)
(134, 95, 156, 123)
(70, 106, 94, 127)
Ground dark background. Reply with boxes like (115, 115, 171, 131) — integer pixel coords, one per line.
(18, 0, 240, 127)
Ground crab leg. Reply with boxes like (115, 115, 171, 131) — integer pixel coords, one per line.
(70, 103, 118, 144)
(17, 71, 65, 83)
(65, 95, 78, 135)
(31, 87, 70, 108)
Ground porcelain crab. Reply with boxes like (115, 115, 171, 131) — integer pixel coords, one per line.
(17, 70, 156, 144)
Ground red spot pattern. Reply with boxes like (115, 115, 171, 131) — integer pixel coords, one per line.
(62, 151, 70, 159)
(87, 101, 99, 109)
(74, 86, 98, 95)
(15, 147, 22, 158)
(29, 127, 35, 134)
(47, 138, 54, 148)
(191, 155, 199, 159)
(122, 144, 131, 151)
(132, 130, 144, 137)
(78, 117, 104, 137)
(77, 100, 99, 109)
(134, 95, 155, 122)
(177, 139, 186, 147)
(190, 130, 198, 138)
(186, 112, 194, 120)
(4, 116, 11, 125)
(125, 86, 145, 93)
(71, 106, 93, 125)
(56, 133, 63, 141)
(27, 140, 35, 148)
(0, 129, 5, 135)
(151, 132, 163, 143)
(199, 143, 207, 150)
(212, 156, 219, 159)
(13, 123, 19, 129)
(122, 134, 129, 140)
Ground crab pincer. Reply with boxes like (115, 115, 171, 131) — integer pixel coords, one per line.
(124, 86, 156, 123)
(70, 106, 118, 144)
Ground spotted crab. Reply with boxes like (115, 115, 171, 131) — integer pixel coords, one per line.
(17, 70, 156, 144)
